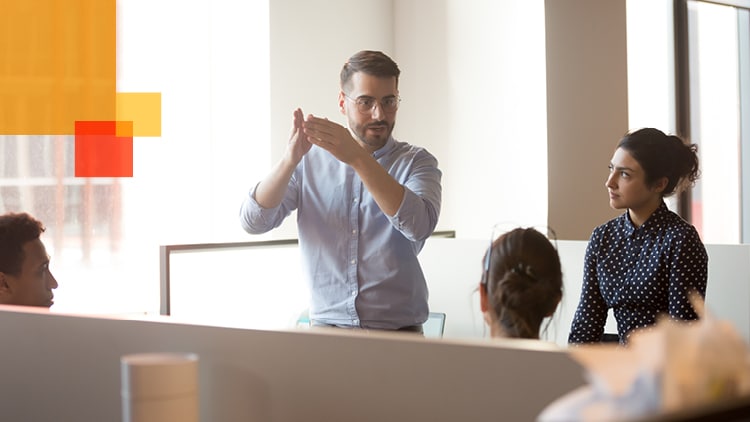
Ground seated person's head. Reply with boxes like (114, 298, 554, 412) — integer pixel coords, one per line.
(0, 212, 58, 307)
(479, 227, 562, 339)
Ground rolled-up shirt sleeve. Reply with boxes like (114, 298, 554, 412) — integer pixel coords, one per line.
(239, 181, 297, 234)
(387, 151, 442, 242)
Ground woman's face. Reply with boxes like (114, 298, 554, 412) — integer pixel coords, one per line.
(605, 147, 662, 212)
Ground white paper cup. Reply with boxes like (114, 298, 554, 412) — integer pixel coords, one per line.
(121, 352, 199, 422)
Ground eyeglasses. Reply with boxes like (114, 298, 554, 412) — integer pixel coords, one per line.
(344, 94, 400, 114)
(481, 223, 558, 290)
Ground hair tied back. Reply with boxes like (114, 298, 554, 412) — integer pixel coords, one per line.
(511, 261, 538, 282)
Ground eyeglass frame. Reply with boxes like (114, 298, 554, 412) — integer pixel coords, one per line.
(342, 93, 401, 115)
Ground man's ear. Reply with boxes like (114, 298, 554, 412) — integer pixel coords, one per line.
(338, 91, 347, 115)
(0, 272, 11, 297)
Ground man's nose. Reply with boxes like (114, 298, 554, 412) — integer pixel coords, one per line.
(48, 272, 59, 289)
(370, 101, 385, 119)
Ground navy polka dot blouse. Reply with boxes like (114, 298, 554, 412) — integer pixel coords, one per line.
(568, 201, 708, 345)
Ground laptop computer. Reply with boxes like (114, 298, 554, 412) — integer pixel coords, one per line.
(423, 312, 446, 338)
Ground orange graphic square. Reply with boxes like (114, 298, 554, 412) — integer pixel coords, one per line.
(0, 0, 117, 135)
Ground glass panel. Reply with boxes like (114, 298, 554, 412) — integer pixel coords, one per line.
(739, 9, 750, 242)
(687, 1, 742, 243)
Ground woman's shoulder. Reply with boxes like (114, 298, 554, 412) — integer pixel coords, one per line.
(652, 208, 701, 240)
(591, 213, 627, 237)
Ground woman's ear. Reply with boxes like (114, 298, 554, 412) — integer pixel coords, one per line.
(479, 283, 489, 313)
(653, 176, 669, 194)
(545, 291, 563, 317)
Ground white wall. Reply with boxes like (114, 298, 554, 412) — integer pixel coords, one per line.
(400, 0, 550, 238)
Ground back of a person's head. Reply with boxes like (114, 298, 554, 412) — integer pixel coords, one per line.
(481, 227, 563, 339)
(0, 212, 45, 276)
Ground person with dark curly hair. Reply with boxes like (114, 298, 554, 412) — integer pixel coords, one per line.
(568, 128, 708, 345)
(0, 212, 58, 307)
(479, 227, 563, 339)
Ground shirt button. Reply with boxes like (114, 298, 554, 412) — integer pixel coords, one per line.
(352, 229, 357, 234)
(351, 259, 356, 264)
(351, 291, 357, 296)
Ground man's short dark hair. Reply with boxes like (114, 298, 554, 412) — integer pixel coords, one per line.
(340, 50, 401, 92)
(0, 213, 45, 276)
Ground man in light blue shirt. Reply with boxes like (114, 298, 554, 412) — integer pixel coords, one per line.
(240, 50, 442, 331)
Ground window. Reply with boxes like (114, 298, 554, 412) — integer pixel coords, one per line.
(681, 0, 750, 243)
(1, 1, 270, 314)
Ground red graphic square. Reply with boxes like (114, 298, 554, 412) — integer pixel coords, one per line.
(75, 121, 133, 177)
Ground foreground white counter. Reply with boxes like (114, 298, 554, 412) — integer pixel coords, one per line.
(0, 307, 585, 421)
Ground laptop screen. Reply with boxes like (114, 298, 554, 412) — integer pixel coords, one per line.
(423, 312, 446, 338)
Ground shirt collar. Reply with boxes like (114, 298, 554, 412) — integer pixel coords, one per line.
(372, 136, 396, 159)
(623, 200, 668, 235)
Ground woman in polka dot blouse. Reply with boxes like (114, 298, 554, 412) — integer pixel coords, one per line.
(568, 128, 708, 345)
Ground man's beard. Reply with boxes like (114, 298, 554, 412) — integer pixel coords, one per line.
(352, 120, 395, 150)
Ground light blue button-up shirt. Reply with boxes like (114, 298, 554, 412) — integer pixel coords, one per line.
(240, 136, 442, 329)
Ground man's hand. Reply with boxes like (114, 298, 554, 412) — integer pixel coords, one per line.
(303, 115, 367, 165)
(286, 108, 313, 165)
(254, 108, 311, 209)
(303, 114, 405, 217)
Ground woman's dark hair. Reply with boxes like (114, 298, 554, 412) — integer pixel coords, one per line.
(340, 50, 400, 91)
(480, 228, 563, 339)
(0, 212, 45, 276)
(617, 128, 700, 197)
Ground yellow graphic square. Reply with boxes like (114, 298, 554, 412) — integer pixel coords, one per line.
(0, 0, 116, 135)
(116, 93, 162, 137)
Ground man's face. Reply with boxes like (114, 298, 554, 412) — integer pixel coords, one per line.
(340, 72, 398, 152)
(0, 238, 58, 307)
